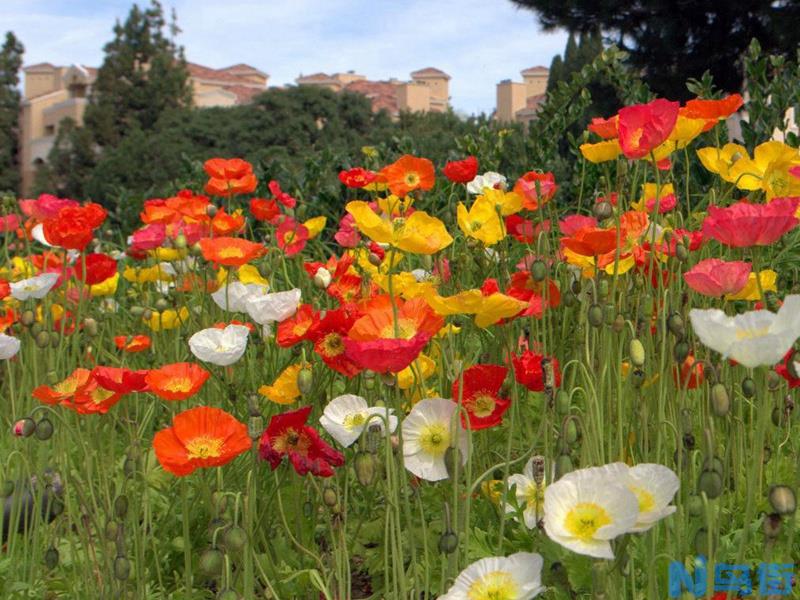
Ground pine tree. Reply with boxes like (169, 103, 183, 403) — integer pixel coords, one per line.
(0, 32, 24, 193)
(547, 55, 563, 92)
(562, 32, 579, 78)
(84, 0, 191, 148)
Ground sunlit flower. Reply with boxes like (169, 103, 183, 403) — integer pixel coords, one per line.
(617, 99, 679, 160)
(702, 198, 799, 247)
(696, 143, 748, 182)
(189, 324, 250, 366)
(681, 94, 743, 131)
(319, 394, 398, 447)
(259, 405, 344, 477)
(506, 456, 546, 529)
(33, 368, 92, 405)
(114, 334, 152, 353)
(725, 269, 777, 301)
(346, 201, 453, 255)
(513, 171, 557, 211)
(245, 288, 302, 326)
(728, 141, 800, 199)
(10, 272, 59, 300)
(457, 195, 506, 246)
(200, 237, 266, 267)
(211, 281, 267, 313)
(440, 552, 545, 600)
(580, 139, 622, 163)
(467, 171, 507, 194)
(443, 156, 479, 184)
(146, 362, 210, 401)
(144, 307, 190, 331)
(303, 216, 327, 239)
(154, 406, 251, 476)
(204, 158, 257, 196)
(380, 154, 435, 197)
(689, 295, 800, 367)
(258, 363, 304, 404)
(401, 397, 468, 481)
(543, 468, 638, 559)
(0, 334, 21, 360)
(452, 364, 510, 430)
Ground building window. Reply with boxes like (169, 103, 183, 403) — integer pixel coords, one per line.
(45, 125, 55, 136)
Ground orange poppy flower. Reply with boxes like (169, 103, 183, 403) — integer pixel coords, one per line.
(560, 227, 619, 257)
(114, 334, 152, 353)
(211, 208, 246, 236)
(204, 158, 258, 197)
(379, 155, 435, 197)
(32, 368, 92, 405)
(588, 115, 619, 139)
(153, 406, 251, 476)
(199, 237, 266, 267)
(146, 362, 210, 401)
(69, 375, 124, 415)
(680, 94, 743, 131)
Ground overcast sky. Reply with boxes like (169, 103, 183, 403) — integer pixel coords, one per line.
(2, 0, 568, 115)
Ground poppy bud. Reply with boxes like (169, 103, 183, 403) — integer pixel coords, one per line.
(555, 390, 570, 416)
(438, 531, 458, 554)
(44, 546, 59, 570)
(248, 415, 263, 441)
(206, 205, 218, 217)
(20, 310, 34, 327)
(198, 548, 224, 578)
(710, 384, 730, 417)
(667, 312, 685, 338)
(313, 267, 332, 289)
(531, 260, 547, 282)
(142, 309, 153, 321)
(672, 341, 689, 363)
(1, 480, 14, 497)
(444, 446, 463, 480)
(686, 494, 703, 517)
(740, 377, 756, 399)
(223, 525, 247, 552)
(303, 501, 313, 518)
(693, 528, 713, 556)
(570, 279, 582, 295)
(49, 331, 60, 348)
(603, 303, 615, 325)
(35, 330, 50, 348)
(211, 491, 228, 515)
(563, 420, 579, 445)
(597, 279, 609, 299)
(612, 314, 625, 333)
(682, 433, 696, 451)
(114, 495, 129, 519)
(629, 339, 645, 367)
(105, 520, 120, 541)
(34, 417, 54, 441)
(12, 417, 36, 438)
(354, 451, 377, 487)
(675, 243, 689, 262)
(364, 377, 376, 390)
(155, 298, 169, 311)
(129, 306, 145, 317)
(697, 470, 723, 499)
(555, 453, 573, 480)
(587, 304, 603, 328)
(763, 512, 782, 540)
(563, 292, 576, 307)
(322, 486, 338, 507)
(767, 370, 781, 391)
(296, 367, 313, 396)
(768, 485, 796, 515)
(630, 369, 645, 389)
(368, 252, 382, 267)
(593, 200, 613, 221)
(772, 407, 784, 427)
(380, 372, 396, 387)
(174, 233, 187, 249)
(83, 317, 98, 337)
(114, 555, 131, 580)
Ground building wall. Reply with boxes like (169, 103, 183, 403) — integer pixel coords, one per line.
(522, 73, 547, 98)
(397, 81, 431, 113)
(411, 75, 449, 104)
(495, 81, 526, 123)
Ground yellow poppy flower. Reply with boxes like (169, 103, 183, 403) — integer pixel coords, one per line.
(457, 196, 506, 246)
(725, 270, 777, 301)
(697, 143, 748, 182)
(90, 272, 119, 297)
(648, 116, 705, 161)
(303, 216, 327, 240)
(729, 141, 800, 199)
(425, 289, 525, 328)
(580, 139, 621, 163)
(436, 323, 461, 337)
(478, 188, 523, 216)
(148, 247, 187, 261)
(258, 363, 302, 404)
(124, 264, 174, 283)
(11, 257, 36, 280)
(631, 183, 675, 211)
(346, 201, 452, 255)
(425, 289, 486, 316)
(396, 354, 436, 390)
(372, 271, 438, 299)
(474, 293, 527, 328)
(144, 307, 189, 331)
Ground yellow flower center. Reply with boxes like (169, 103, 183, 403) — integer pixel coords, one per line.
(272, 428, 311, 455)
(379, 318, 416, 340)
(418, 423, 449, 456)
(735, 326, 770, 340)
(467, 571, 519, 600)
(628, 128, 643, 150)
(564, 502, 612, 541)
(218, 247, 245, 260)
(186, 436, 223, 460)
(164, 377, 193, 393)
(404, 172, 420, 188)
(630, 485, 656, 513)
(343, 412, 367, 430)
(283, 231, 296, 245)
(467, 393, 496, 418)
(320, 332, 344, 357)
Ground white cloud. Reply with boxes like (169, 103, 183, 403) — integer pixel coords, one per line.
(2, 0, 567, 115)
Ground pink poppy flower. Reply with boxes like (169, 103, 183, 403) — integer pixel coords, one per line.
(131, 224, 167, 251)
(617, 99, 680, 159)
(334, 214, 360, 248)
(19, 194, 78, 220)
(702, 198, 800, 247)
(558, 214, 597, 236)
(683, 258, 751, 297)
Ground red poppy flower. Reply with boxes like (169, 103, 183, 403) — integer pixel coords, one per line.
(681, 93, 743, 131)
(327, 273, 365, 305)
(505, 215, 550, 243)
(199, 237, 266, 266)
(443, 156, 479, 184)
(560, 227, 618, 257)
(513, 171, 558, 210)
(452, 364, 510, 430)
(380, 155, 436, 197)
(68, 374, 124, 415)
(702, 198, 799, 247)
(588, 115, 618, 139)
(507, 271, 561, 318)
(74, 253, 117, 285)
(617, 99, 679, 159)
(258, 405, 344, 477)
(250, 198, 281, 223)
(146, 362, 210, 401)
(276, 304, 319, 348)
(92, 366, 150, 394)
(312, 307, 362, 377)
(338, 167, 378, 188)
(43, 203, 107, 250)
(512, 351, 561, 392)
(268, 180, 297, 209)
(672, 355, 704, 390)
(276, 218, 309, 257)
(0, 214, 20, 232)
(32, 368, 92, 405)
(0, 280, 10, 300)
(114, 334, 152, 353)
(558, 215, 598, 236)
(204, 158, 257, 197)
(154, 406, 252, 476)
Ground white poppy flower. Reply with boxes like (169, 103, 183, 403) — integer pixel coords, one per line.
(506, 457, 546, 529)
(31, 224, 52, 247)
(313, 267, 332, 289)
(689, 294, 800, 367)
(188, 324, 250, 366)
(543, 468, 639, 559)
(211, 282, 265, 313)
(10, 273, 60, 301)
(440, 552, 545, 600)
(0, 334, 21, 360)
(319, 394, 398, 447)
(401, 397, 468, 482)
(467, 171, 507, 195)
(245, 288, 301, 325)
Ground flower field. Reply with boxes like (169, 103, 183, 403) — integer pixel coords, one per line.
(2, 93, 800, 599)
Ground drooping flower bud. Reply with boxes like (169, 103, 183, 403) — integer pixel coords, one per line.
(768, 485, 797, 515)
(114, 555, 131, 580)
(710, 384, 730, 417)
(198, 548, 223, 577)
(12, 417, 36, 438)
(296, 367, 313, 396)
(629, 339, 645, 367)
(353, 451, 378, 487)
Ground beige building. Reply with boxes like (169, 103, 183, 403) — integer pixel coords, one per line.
(19, 61, 268, 194)
(496, 66, 549, 125)
(296, 67, 450, 118)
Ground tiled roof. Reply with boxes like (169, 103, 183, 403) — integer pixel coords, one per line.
(24, 62, 57, 71)
(344, 80, 399, 115)
(220, 63, 268, 77)
(521, 66, 549, 75)
(296, 72, 332, 82)
(225, 85, 264, 104)
(525, 93, 546, 109)
(411, 67, 450, 79)
(187, 62, 262, 86)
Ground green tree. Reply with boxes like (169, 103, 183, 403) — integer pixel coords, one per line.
(0, 32, 24, 194)
(510, 0, 800, 100)
(547, 54, 563, 93)
(84, 0, 191, 148)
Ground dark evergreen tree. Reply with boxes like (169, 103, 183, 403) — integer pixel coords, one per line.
(562, 32, 579, 77)
(510, 0, 800, 100)
(0, 32, 24, 193)
(547, 54, 563, 93)
(84, 0, 191, 148)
